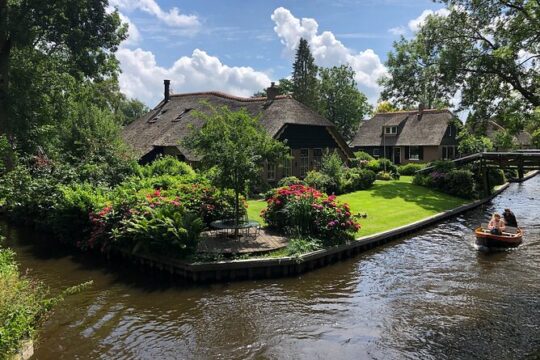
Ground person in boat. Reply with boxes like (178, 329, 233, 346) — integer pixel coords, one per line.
(488, 213, 506, 235)
(503, 208, 518, 227)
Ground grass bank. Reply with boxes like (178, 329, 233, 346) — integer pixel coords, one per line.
(247, 176, 468, 237)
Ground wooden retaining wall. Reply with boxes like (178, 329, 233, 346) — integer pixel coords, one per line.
(120, 182, 520, 283)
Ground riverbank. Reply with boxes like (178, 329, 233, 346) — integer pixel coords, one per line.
(112, 175, 528, 282)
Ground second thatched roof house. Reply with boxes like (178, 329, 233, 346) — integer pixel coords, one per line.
(122, 81, 353, 184)
(350, 107, 460, 164)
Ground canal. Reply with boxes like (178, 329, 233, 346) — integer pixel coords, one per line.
(5, 177, 540, 359)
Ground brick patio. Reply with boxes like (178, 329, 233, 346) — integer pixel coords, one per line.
(197, 229, 288, 254)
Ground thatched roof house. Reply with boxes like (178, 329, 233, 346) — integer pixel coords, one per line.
(122, 81, 353, 183)
(485, 120, 533, 150)
(350, 108, 460, 164)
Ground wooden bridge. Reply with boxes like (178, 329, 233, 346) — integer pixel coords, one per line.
(418, 150, 540, 195)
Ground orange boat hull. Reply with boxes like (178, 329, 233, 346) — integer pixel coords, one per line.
(475, 227, 523, 248)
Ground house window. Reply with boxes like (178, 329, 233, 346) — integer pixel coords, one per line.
(447, 125, 453, 137)
(267, 162, 276, 181)
(283, 150, 292, 177)
(373, 148, 380, 157)
(409, 146, 420, 160)
(300, 149, 309, 177)
(442, 146, 455, 160)
(384, 126, 398, 135)
(312, 148, 323, 170)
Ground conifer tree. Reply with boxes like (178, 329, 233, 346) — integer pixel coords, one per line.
(291, 38, 319, 110)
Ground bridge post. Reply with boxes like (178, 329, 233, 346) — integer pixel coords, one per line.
(481, 158, 490, 197)
(518, 155, 524, 180)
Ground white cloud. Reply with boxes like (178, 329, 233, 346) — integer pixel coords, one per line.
(408, 8, 450, 32)
(388, 26, 406, 36)
(118, 12, 141, 46)
(117, 48, 272, 105)
(110, 0, 199, 28)
(271, 7, 387, 104)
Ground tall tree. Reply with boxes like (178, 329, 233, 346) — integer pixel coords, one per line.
(291, 38, 319, 110)
(374, 101, 398, 113)
(0, 0, 127, 143)
(423, 0, 540, 130)
(184, 105, 288, 234)
(380, 25, 457, 109)
(318, 65, 371, 141)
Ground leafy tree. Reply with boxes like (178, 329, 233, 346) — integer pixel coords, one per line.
(118, 98, 150, 125)
(532, 128, 540, 148)
(318, 65, 371, 141)
(374, 101, 398, 113)
(419, 0, 540, 128)
(253, 78, 293, 97)
(493, 129, 515, 151)
(184, 104, 289, 233)
(0, 0, 127, 147)
(291, 38, 319, 110)
(457, 127, 494, 155)
(380, 25, 457, 109)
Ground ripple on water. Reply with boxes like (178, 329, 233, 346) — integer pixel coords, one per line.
(7, 176, 540, 360)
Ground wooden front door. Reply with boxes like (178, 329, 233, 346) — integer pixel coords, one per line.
(393, 147, 401, 164)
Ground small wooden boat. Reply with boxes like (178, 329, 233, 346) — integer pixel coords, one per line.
(475, 225, 523, 248)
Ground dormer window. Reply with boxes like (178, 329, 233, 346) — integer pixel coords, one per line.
(173, 108, 193, 122)
(148, 108, 168, 123)
(384, 126, 398, 135)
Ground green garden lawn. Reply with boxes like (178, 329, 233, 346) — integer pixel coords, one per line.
(247, 176, 468, 237)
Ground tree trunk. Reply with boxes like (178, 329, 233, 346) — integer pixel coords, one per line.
(0, 0, 10, 141)
(234, 189, 239, 238)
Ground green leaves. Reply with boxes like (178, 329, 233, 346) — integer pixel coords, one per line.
(319, 65, 371, 140)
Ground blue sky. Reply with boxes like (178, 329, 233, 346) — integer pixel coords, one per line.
(110, 0, 448, 107)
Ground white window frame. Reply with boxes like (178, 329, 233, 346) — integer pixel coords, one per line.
(442, 145, 455, 160)
(300, 149, 309, 177)
(283, 150, 292, 177)
(409, 146, 420, 161)
(385, 126, 398, 135)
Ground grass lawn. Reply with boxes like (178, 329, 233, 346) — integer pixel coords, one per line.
(247, 176, 469, 238)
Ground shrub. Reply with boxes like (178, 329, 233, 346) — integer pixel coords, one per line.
(134, 156, 196, 178)
(262, 185, 359, 246)
(487, 168, 506, 186)
(429, 160, 456, 173)
(304, 170, 338, 194)
(286, 237, 322, 256)
(340, 168, 376, 193)
(376, 171, 393, 181)
(320, 150, 344, 180)
(366, 159, 399, 178)
(278, 176, 305, 187)
(445, 169, 475, 198)
(354, 151, 375, 161)
(398, 163, 425, 176)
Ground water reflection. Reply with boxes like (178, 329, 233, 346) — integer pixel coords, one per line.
(6, 177, 540, 359)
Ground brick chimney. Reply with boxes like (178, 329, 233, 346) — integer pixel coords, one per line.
(266, 82, 279, 100)
(417, 102, 425, 120)
(164, 79, 171, 103)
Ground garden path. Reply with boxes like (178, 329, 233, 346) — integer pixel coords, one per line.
(197, 229, 288, 254)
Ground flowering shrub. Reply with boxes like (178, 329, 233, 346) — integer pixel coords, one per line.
(262, 185, 360, 246)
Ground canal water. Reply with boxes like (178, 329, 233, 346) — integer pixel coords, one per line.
(4, 177, 540, 359)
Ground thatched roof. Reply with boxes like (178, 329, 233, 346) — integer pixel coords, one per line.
(486, 120, 532, 147)
(350, 109, 456, 147)
(122, 91, 351, 161)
